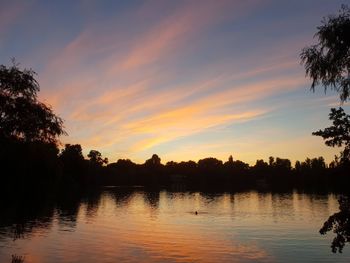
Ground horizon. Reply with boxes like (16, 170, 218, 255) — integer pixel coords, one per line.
(1, 0, 349, 165)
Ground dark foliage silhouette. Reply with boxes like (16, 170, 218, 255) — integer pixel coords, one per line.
(301, 5, 350, 253)
(88, 150, 108, 166)
(11, 255, 25, 263)
(0, 62, 65, 143)
(145, 154, 162, 167)
(0, 62, 66, 197)
(320, 196, 350, 253)
(300, 5, 350, 102)
(59, 144, 86, 185)
(313, 107, 350, 164)
(313, 107, 350, 253)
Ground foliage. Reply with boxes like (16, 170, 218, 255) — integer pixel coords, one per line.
(300, 5, 350, 102)
(198, 157, 223, 171)
(59, 144, 84, 163)
(320, 196, 350, 253)
(145, 154, 162, 168)
(0, 62, 66, 144)
(313, 107, 350, 163)
(301, 5, 350, 253)
(88, 150, 108, 166)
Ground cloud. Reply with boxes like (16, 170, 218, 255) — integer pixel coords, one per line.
(23, 0, 324, 162)
(66, 70, 304, 156)
(129, 109, 269, 152)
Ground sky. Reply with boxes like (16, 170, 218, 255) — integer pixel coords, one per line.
(1, 0, 349, 165)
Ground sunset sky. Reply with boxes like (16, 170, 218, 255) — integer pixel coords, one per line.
(1, 0, 349, 164)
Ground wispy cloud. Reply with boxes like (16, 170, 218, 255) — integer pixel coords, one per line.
(4, 0, 342, 162)
(129, 109, 268, 152)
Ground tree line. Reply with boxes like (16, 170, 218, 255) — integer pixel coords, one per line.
(1, 60, 349, 198)
(2, 137, 349, 195)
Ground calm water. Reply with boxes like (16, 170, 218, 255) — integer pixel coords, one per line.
(0, 189, 349, 262)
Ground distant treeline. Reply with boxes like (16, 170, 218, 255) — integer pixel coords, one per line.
(1, 62, 349, 198)
(1, 138, 349, 197)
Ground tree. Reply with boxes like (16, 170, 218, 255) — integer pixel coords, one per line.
(88, 150, 108, 166)
(58, 144, 86, 184)
(145, 154, 161, 167)
(0, 62, 65, 144)
(295, 160, 302, 172)
(320, 196, 350, 253)
(300, 5, 350, 102)
(197, 157, 223, 171)
(311, 156, 326, 170)
(274, 157, 292, 171)
(313, 107, 350, 163)
(228, 155, 234, 163)
(301, 5, 350, 253)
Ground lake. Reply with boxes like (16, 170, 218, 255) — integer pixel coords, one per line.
(0, 189, 349, 262)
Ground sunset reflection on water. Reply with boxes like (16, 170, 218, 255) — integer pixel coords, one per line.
(0, 190, 349, 263)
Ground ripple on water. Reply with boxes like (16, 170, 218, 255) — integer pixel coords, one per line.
(0, 190, 349, 263)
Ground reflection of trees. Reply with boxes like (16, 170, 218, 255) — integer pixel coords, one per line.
(0, 191, 103, 241)
(0, 198, 55, 241)
(11, 255, 25, 263)
(320, 195, 350, 253)
(143, 191, 160, 220)
(56, 200, 81, 229)
(110, 188, 135, 206)
(144, 191, 160, 209)
(85, 192, 101, 219)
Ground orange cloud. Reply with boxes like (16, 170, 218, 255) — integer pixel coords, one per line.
(32, 0, 315, 162)
(129, 109, 268, 152)
(57, 69, 305, 157)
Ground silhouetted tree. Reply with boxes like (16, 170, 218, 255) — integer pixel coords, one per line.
(88, 150, 108, 166)
(145, 154, 161, 167)
(300, 5, 350, 102)
(60, 144, 84, 163)
(59, 144, 86, 185)
(228, 155, 234, 163)
(144, 154, 163, 174)
(270, 157, 292, 172)
(311, 156, 327, 170)
(313, 108, 350, 164)
(0, 62, 65, 144)
(177, 161, 197, 176)
(0, 62, 66, 195)
(253, 159, 269, 172)
(143, 154, 163, 185)
(198, 157, 223, 172)
(109, 159, 137, 170)
(227, 160, 249, 173)
(301, 5, 350, 253)
(320, 196, 350, 253)
(295, 160, 302, 173)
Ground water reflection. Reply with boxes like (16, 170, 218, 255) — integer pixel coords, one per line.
(11, 254, 24, 263)
(0, 190, 349, 262)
